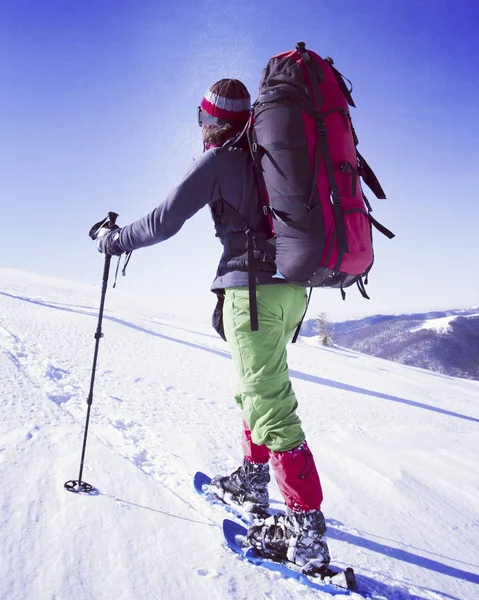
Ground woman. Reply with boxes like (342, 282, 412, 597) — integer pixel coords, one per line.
(96, 78, 330, 572)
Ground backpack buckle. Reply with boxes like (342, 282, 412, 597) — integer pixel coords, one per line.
(316, 120, 327, 137)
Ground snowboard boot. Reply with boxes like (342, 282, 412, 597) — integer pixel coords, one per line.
(245, 508, 330, 573)
(209, 459, 270, 515)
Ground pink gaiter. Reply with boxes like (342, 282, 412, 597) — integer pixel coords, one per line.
(270, 441, 323, 511)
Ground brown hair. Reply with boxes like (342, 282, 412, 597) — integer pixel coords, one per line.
(202, 123, 245, 147)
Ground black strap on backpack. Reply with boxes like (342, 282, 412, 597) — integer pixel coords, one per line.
(246, 229, 259, 331)
(292, 288, 313, 343)
(325, 56, 356, 108)
(296, 42, 324, 107)
(212, 131, 264, 334)
(357, 150, 386, 200)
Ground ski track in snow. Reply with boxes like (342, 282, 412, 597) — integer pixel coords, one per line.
(1, 268, 478, 600)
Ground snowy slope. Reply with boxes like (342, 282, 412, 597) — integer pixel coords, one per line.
(411, 313, 479, 333)
(1, 267, 478, 600)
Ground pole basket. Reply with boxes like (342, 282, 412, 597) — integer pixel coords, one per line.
(64, 479, 99, 495)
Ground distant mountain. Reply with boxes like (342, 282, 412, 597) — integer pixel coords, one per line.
(301, 308, 479, 381)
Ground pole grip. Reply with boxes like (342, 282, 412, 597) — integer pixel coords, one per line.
(89, 211, 120, 240)
(108, 212, 119, 226)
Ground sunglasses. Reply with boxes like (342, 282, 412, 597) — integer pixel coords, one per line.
(197, 106, 232, 127)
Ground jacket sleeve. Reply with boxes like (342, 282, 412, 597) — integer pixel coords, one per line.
(116, 151, 219, 253)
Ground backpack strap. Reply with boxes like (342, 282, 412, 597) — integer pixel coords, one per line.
(357, 150, 387, 199)
(296, 43, 350, 269)
(246, 229, 259, 331)
(292, 288, 313, 343)
(314, 117, 350, 264)
(220, 117, 252, 150)
(325, 57, 356, 108)
(356, 277, 371, 299)
(211, 190, 264, 333)
(369, 212, 395, 239)
(296, 42, 324, 107)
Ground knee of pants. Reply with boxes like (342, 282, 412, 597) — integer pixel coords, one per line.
(241, 386, 305, 453)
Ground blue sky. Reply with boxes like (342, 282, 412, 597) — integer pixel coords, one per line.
(1, 0, 478, 321)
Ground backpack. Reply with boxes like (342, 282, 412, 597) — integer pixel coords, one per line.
(225, 43, 394, 337)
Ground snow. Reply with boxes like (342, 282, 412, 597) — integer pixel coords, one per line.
(1, 266, 478, 600)
(412, 313, 479, 333)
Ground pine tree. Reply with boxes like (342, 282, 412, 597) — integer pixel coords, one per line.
(314, 312, 331, 346)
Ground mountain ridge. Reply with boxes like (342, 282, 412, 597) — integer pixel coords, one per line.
(301, 307, 479, 381)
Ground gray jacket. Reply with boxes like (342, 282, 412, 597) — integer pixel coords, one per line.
(114, 145, 282, 292)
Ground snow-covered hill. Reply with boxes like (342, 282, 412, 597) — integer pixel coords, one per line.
(302, 309, 479, 381)
(1, 267, 478, 599)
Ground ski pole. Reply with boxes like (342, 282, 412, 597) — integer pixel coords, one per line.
(65, 211, 119, 494)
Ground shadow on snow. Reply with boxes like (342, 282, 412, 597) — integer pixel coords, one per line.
(327, 520, 479, 585)
(2, 291, 477, 425)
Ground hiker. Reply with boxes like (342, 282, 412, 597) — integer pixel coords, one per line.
(95, 78, 330, 571)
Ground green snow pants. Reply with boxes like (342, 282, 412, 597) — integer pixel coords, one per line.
(223, 284, 308, 453)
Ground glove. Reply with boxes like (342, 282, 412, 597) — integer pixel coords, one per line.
(96, 226, 124, 256)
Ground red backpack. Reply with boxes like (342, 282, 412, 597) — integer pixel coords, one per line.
(241, 43, 394, 332)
